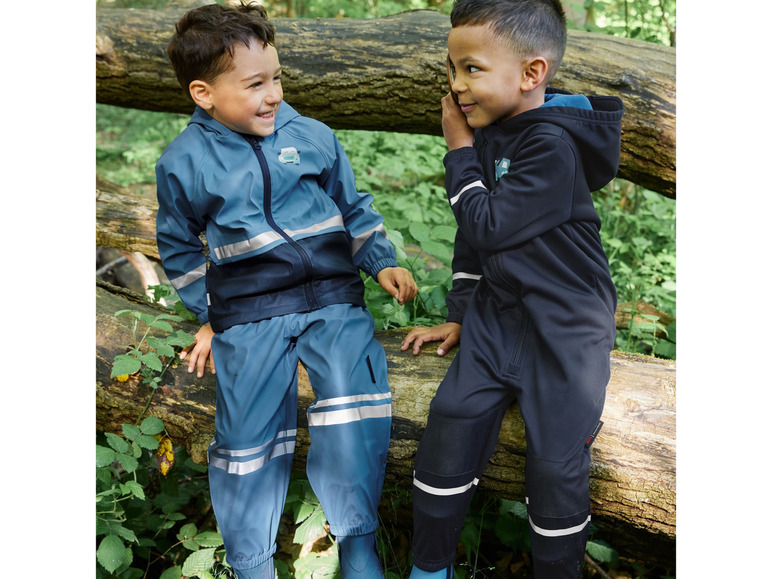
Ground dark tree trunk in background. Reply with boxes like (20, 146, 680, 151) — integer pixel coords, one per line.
(96, 7, 675, 197)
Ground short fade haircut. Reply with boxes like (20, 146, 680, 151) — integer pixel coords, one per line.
(450, 0, 567, 83)
(167, 1, 275, 92)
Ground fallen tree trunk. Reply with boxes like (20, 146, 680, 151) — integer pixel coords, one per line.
(96, 7, 675, 197)
(96, 282, 675, 564)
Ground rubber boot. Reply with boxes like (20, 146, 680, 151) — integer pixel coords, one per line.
(408, 565, 453, 579)
(338, 531, 384, 578)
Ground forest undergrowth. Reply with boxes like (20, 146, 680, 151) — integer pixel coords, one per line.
(96, 1, 675, 577)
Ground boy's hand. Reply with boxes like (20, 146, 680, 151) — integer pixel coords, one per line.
(441, 93, 474, 151)
(401, 322, 461, 357)
(376, 267, 418, 305)
(179, 323, 216, 378)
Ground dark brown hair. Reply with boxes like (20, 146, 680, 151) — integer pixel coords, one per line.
(167, 1, 275, 91)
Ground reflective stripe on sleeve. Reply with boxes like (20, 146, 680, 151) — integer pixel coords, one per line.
(452, 272, 482, 282)
(170, 263, 207, 290)
(351, 223, 387, 257)
(213, 216, 345, 260)
(449, 179, 487, 206)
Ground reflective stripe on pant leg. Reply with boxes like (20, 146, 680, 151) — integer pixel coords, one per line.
(297, 305, 392, 537)
(208, 319, 299, 572)
(411, 407, 506, 571)
(525, 449, 592, 579)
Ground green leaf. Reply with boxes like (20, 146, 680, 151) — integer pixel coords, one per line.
(96, 445, 117, 468)
(140, 415, 165, 435)
(159, 566, 182, 579)
(194, 531, 224, 548)
(140, 352, 163, 372)
(430, 224, 457, 243)
(154, 313, 184, 322)
(151, 320, 175, 332)
(135, 434, 160, 450)
(166, 330, 196, 348)
(122, 424, 142, 440)
(293, 506, 328, 544)
(138, 312, 158, 326)
(408, 221, 431, 243)
(105, 432, 130, 454)
(586, 540, 618, 564)
(116, 452, 139, 473)
(178, 523, 198, 541)
(97, 535, 126, 573)
(293, 551, 339, 578)
(112, 354, 141, 377)
(124, 480, 146, 501)
(147, 337, 175, 358)
(181, 548, 217, 577)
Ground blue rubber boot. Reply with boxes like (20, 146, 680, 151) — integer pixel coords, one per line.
(408, 565, 453, 579)
(338, 532, 383, 578)
(233, 558, 274, 579)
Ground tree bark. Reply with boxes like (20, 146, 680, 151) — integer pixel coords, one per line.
(96, 7, 675, 197)
(96, 282, 675, 563)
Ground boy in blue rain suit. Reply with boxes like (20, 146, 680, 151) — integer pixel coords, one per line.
(155, 3, 417, 578)
(401, 1, 623, 577)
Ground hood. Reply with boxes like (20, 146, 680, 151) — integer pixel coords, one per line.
(494, 88, 625, 191)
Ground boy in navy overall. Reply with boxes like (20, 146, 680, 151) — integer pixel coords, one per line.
(401, 1, 623, 577)
(155, 3, 417, 578)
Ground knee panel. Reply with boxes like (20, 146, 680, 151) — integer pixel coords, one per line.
(415, 410, 502, 479)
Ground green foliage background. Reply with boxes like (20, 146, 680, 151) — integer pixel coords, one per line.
(96, 1, 676, 577)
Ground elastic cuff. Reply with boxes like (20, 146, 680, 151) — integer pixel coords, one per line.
(329, 519, 379, 538)
(229, 545, 277, 576)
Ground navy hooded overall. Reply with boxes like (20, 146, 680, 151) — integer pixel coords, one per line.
(411, 91, 624, 578)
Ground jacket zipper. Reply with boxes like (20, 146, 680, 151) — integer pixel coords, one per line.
(246, 136, 320, 310)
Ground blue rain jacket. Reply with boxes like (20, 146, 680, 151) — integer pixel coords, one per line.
(155, 102, 397, 332)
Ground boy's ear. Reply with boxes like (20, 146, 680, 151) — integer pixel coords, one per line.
(189, 80, 214, 110)
(521, 57, 549, 92)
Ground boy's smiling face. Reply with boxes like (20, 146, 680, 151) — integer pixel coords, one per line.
(196, 38, 283, 136)
(447, 24, 542, 128)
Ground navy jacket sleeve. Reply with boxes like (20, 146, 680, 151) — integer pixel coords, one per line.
(443, 130, 576, 252)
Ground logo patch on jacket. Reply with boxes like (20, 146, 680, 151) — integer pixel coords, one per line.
(278, 147, 300, 165)
(495, 157, 510, 181)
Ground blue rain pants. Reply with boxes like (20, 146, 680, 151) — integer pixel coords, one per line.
(207, 304, 392, 575)
(411, 278, 610, 578)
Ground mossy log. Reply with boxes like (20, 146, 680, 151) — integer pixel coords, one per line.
(96, 7, 675, 197)
(96, 282, 675, 564)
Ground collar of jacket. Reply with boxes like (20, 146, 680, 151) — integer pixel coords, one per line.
(187, 100, 301, 138)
